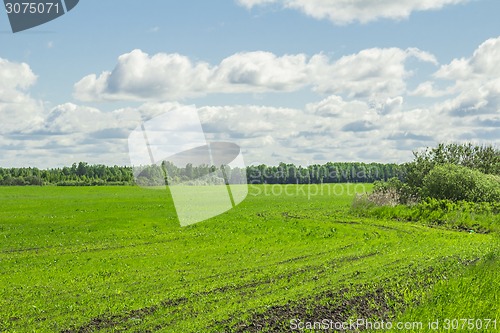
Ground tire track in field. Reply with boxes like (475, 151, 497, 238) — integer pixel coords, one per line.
(59, 251, 380, 333)
(0, 237, 182, 254)
(59, 220, 412, 332)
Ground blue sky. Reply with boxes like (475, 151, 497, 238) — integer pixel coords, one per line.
(0, 0, 499, 167)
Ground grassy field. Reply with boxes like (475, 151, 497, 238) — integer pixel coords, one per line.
(0, 184, 498, 332)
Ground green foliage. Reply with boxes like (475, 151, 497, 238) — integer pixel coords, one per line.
(0, 163, 134, 186)
(354, 197, 500, 234)
(422, 164, 500, 203)
(246, 162, 403, 184)
(403, 143, 500, 197)
(0, 161, 405, 187)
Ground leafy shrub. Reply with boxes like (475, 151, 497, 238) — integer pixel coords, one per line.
(403, 143, 499, 198)
(422, 164, 500, 203)
(411, 198, 500, 232)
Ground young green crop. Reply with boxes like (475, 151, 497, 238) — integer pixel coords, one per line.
(0, 185, 498, 332)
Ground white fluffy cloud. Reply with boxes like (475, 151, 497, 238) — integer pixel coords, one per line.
(3, 35, 499, 168)
(74, 50, 310, 101)
(237, 0, 468, 24)
(74, 48, 435, 102)
(429, 37, 500, 124)
(199, 101, 377, 164)
(39, 103, 146, 135)
(197, 94, 452, 165)
(404, 36, 500, 146)
(310, 47, 437, 99)
(0, 58, 44, 133)
(0, 58, 37, 90)
(211, 52, 309, 92)
(1, 94, 495, 168)
(436, 37, 500, 82)
(0, 102, 168, 168)
(74, 50, 213, 101)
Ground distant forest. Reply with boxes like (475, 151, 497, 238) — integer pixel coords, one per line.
(0, 161, 404, 186)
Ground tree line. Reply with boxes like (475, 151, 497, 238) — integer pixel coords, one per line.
(0, 161, 404, 186)
(246, 162, 403, 184)
(0, 162, 134, 186)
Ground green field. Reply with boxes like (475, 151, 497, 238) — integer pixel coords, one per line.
(1, 185, 498, 332)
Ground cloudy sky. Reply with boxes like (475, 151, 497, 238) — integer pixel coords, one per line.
(0, 0, 499, 168)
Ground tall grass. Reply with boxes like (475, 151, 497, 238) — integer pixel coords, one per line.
(352, 197, 500, 234)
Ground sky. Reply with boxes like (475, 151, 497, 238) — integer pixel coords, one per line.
(0, 0, 499, 168)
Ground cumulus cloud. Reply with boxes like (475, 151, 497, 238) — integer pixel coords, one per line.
(305, 95, 368, 117)
(430, 37, 500, 121)
(74, 48, 435, 102)
(2, 94, 496, 168)
(74, 50, 212, 101)
(0, 58, 37, 89)
(211, 52, 309, 92)
(74, 50, 311, 101)
(0, 103, 138, 167)
(199, 105, 306, 145)
(0, 58, 44, 133)
(399, 36, 500, 148)
(409, 81, 451, 97)
(301, 94, 475, 160)
(4, 35, 499, 168)
(237, 0, 469, 24)
(310, 47, 437, 99)
(198, 101, 377, 164)
(38, 103, 144, 135)
(435, 37, 500, 82)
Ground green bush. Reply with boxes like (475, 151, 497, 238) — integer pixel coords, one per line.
(422, 164, 500, 203)
(403, 143, 499, 198)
